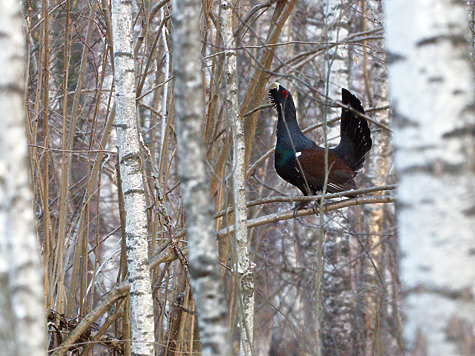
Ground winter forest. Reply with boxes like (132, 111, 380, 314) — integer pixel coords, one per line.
(1, 0, 475, 355)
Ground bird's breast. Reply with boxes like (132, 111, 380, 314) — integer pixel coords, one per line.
(274, 148, 302, 184)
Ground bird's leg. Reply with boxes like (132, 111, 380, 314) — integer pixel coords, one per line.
(292, 200, 314, 218)
(291, 200, 321, 218)
(311, 203, 320, 215)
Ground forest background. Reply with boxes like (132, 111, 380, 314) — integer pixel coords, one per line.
(0, 0, 474, 355)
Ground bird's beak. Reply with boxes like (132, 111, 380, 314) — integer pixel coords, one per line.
(270, 82, 280, 91)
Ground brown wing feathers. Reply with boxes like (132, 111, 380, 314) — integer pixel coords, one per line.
(296, 148, 357, 194)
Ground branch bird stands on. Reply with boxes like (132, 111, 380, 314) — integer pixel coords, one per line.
(269, 83, 372, 216)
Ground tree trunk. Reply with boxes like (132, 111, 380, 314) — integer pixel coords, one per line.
(385, 0, 475, 354)
(362, 1, 393, 354)
(0, 0, 46, 354)
(111, 0, 155, 354)
(220, 1, 254, 355)
(320, 1, 355, 355)
(172, 0, 232, 354)
(241, 0, 298, 169)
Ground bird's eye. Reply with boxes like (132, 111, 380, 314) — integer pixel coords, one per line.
(282, 90, 288, 98)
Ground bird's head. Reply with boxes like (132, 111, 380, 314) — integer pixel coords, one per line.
(269, 82, 296, 119)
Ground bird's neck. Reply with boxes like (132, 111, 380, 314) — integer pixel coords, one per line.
(276, 111, 313, 151)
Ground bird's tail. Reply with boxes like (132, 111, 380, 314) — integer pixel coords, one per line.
(331, 89, 372, 172)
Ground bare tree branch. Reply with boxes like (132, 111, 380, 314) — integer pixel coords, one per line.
(217, 195, 396, 239)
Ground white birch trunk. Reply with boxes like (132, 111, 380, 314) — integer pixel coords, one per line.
(385, 0, 475, 354)
(220, 2, 254, 355)
(0, 0, 46, 354)
(172, 0, 232, 355)
(363, 1, 392, 354)
(321, 1, 354, 354)
(111, 1, 155, 354)
(323, 0, 350, 98)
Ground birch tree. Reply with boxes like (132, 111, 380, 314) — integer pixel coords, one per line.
(172, 0, 232, 354)
(0, 0, 46, 354)
(361, 1, 394, 354)
(111, 0, 154, 354)
(385, 0, 475, 354)
(220, 1, 254, 355)
(13, 0, 404, 353)
(320, 0, 355, 354)
(221, 0, 254, 355)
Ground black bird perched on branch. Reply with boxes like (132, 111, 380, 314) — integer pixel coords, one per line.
(269, 83, 372, 211)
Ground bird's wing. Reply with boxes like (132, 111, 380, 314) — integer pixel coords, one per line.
(296, 148, 357, 193)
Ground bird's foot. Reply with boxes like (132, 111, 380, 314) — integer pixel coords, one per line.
(291, 201, 320, 218)
(291, 201, 307, 218)
(311, 203, 320, 215)
(292, 200, 320, 217)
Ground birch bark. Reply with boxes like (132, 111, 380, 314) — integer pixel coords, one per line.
(0, 0, 46, 354)
(172, 0, 232, 354)
(362, 1, 392, 354)
(111, 0, 155, 354)
(320, 1, 354, 354)
(220, 1, 254, 355)
(385, 0, 475, 354)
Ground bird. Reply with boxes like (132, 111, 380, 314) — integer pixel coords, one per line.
(268, 82, 372, 212)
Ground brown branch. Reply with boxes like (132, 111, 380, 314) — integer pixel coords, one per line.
(241, 0, 298, 168)
(215, 185, 396, 219)
(216, 195, 396, 239)
(141, 134, 189, 272)
(50, 283, 129, 356)
(51, 240, 186, 356)
(234, 0, 279, 38)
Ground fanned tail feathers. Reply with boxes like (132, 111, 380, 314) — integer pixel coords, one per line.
(331, 89, 372, 172)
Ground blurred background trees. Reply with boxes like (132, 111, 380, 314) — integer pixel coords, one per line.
(25, 0, 396, 354)
(9, 0, 473, 354)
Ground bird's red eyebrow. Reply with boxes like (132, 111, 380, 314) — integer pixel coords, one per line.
(282, 89, 288, 98)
